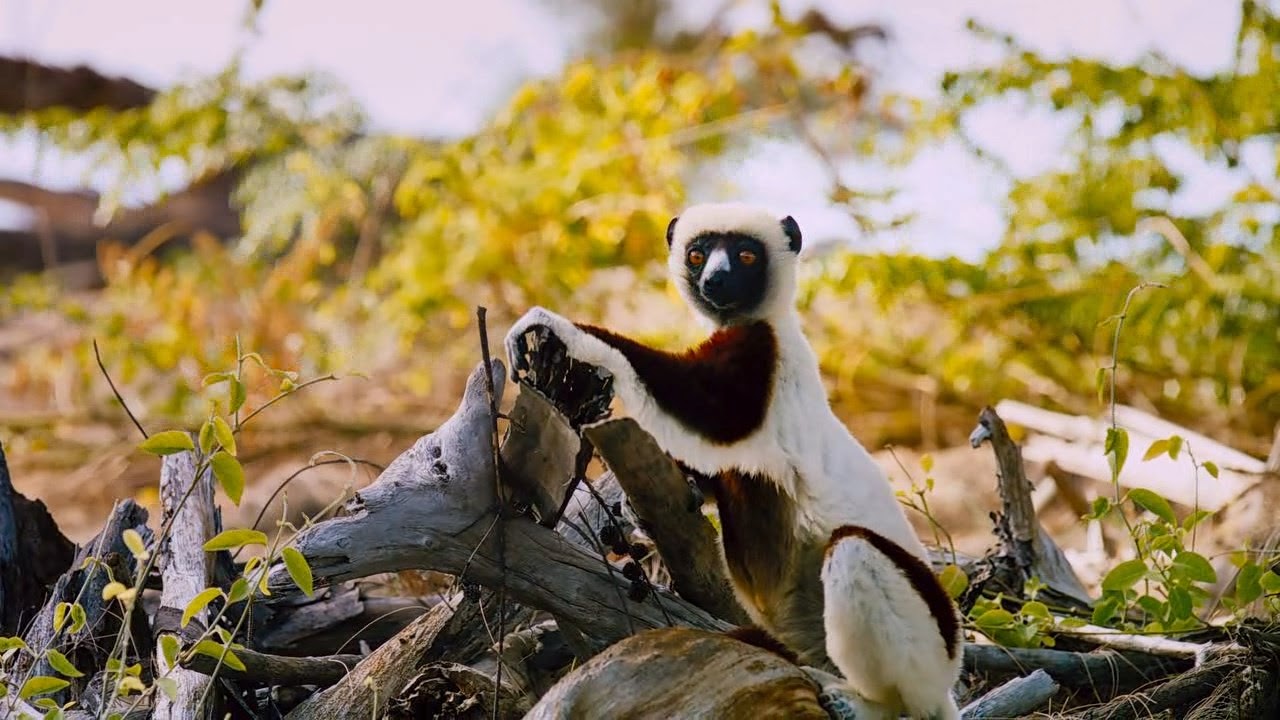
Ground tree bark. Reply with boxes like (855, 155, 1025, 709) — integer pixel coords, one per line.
(0, 439, 75, 635)
(525, 627, 831, 719)
(584, 418, 747, 624)
(154, 450, 218, 720)
(15, 500, 152, 708)
(0, 57, 155, 113)
(969, 407, 1092, 608)
(267, 362, 728, 650)
(959, 669, 1058, 719)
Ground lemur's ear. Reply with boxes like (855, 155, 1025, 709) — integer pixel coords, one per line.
(780, 216, 802, 253)
(666, 216, 679, 248)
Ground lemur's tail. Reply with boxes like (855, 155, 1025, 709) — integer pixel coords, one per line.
(821, 525, 963, 720)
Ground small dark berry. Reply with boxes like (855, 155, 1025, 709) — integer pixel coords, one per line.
(462, 582, 482, 602)
(621, 561, 642, 580)
(628, 543, 648, 562)
(598, 525, 621, 548)
(627, 580, 648, 602)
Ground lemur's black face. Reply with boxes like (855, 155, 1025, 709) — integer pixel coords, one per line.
(683, 232, 770, 324)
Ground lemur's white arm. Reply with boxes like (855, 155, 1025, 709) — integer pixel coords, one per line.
(504, 306, 643, 400)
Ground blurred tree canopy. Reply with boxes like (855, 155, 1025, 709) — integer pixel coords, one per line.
(0, 0, 1275, 457)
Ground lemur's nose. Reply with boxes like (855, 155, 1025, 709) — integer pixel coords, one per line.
(702, 270, 727, 291)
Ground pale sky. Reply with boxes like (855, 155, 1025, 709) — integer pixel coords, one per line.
(0, 0, 1246, 259)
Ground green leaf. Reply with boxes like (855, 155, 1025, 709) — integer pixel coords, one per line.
(1259, 570, 1280, 593)
(974, 608, 1016, 631)
(1167, 586, 1193, 620)
(210, 451, 245, 505)
(102, 581, 127, 601)
(1236, 562, 1263, 605)
(69, 603, 86, 634)
(1203, 461, 1220, 479)
(202, 371, 234, 387)
(938, 564, 969, 600)
(159, 634, 181, 670)
(1142, 439, 1169, 462)
(122, 528, 149, 560)
(1182, 510, 1213, 532)
(0, 636, 30, 653)
(198, 419, 216, 455)
(192, 640, 247, 672)
(1165, 435, 1183, 460)
(1105, 427, 1130, 480)
(1126, 488, 1175, 524)
(1020, 600, 1051, 621)
(181, 587, 224, 627)
(154, 677, 179, 701)
(52, 602, 69, 633)
(1135, 594, 1165, 618)
(1101, 559, 1148, 592)
(227, 577, 250, 603)
(19, 676, 69, 700)
(920, 453, 934, 474)
(1087, 496, 1111, 520)
(45, 649, 84, 678)
(138, 431, 195, 456)
(1173, 551, 1217, 584)
(281, 546, 314, 597)
(203, 528, 267, 552)
(1091, 595, 1122, 626)
(229, 377, 247, 415)
(212, 416, 237, 456)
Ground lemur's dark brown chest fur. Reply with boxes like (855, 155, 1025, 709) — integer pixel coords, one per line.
(704, 470, 797, 611)
(691, 468, 828, 668)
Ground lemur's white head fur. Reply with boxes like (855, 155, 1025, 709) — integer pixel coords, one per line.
(665, 203, 802, 327)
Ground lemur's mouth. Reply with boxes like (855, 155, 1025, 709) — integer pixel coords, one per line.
(700, 292, 739, 311)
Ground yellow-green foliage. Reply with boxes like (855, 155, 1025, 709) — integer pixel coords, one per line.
(1, 2, 1277, 455)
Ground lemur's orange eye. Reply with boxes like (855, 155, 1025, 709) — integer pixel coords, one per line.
(688, 249, 706, 266)
(738, 250, 758, 265)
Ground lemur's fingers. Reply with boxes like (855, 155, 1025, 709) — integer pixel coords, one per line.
(504, 307, 567, 384)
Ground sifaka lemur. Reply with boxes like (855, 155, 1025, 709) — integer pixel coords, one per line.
(505, 203, 962, 719)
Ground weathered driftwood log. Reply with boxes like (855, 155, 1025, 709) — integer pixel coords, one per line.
(995, 400, 1261, 510)
(267, 362, 728, 647)
(1081, 644, 1246, 720)
(284, 590, 531, 720)
(969, 407, 1092, 609)
(384, 661, 531, 720)
(15, 499, 152, 708)
(962, 643, 1188, 699)
(959, 668, 1058, 719)
(584, 418, 748, 625)
(525, 627, 832, 719)
(182, 646, 361, 687)
(500, 387, 585, 524)
(154, 450, 218, 720)
(252, 589, 433, 656)
(0, 439, 75, 635)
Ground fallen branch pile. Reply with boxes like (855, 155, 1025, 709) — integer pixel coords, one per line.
(1, 319, 1277, 719)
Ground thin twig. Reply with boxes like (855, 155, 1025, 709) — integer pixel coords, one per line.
(577, 510, 637, 636)
(237, 374, 340, 428)
(579, 478, 674, 626)
(248, 457, 383, 532)
(93, 338, 148, 439)
(476, 306, 507, 720)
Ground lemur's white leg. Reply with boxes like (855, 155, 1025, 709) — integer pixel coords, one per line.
(822, 528, 962, 720)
